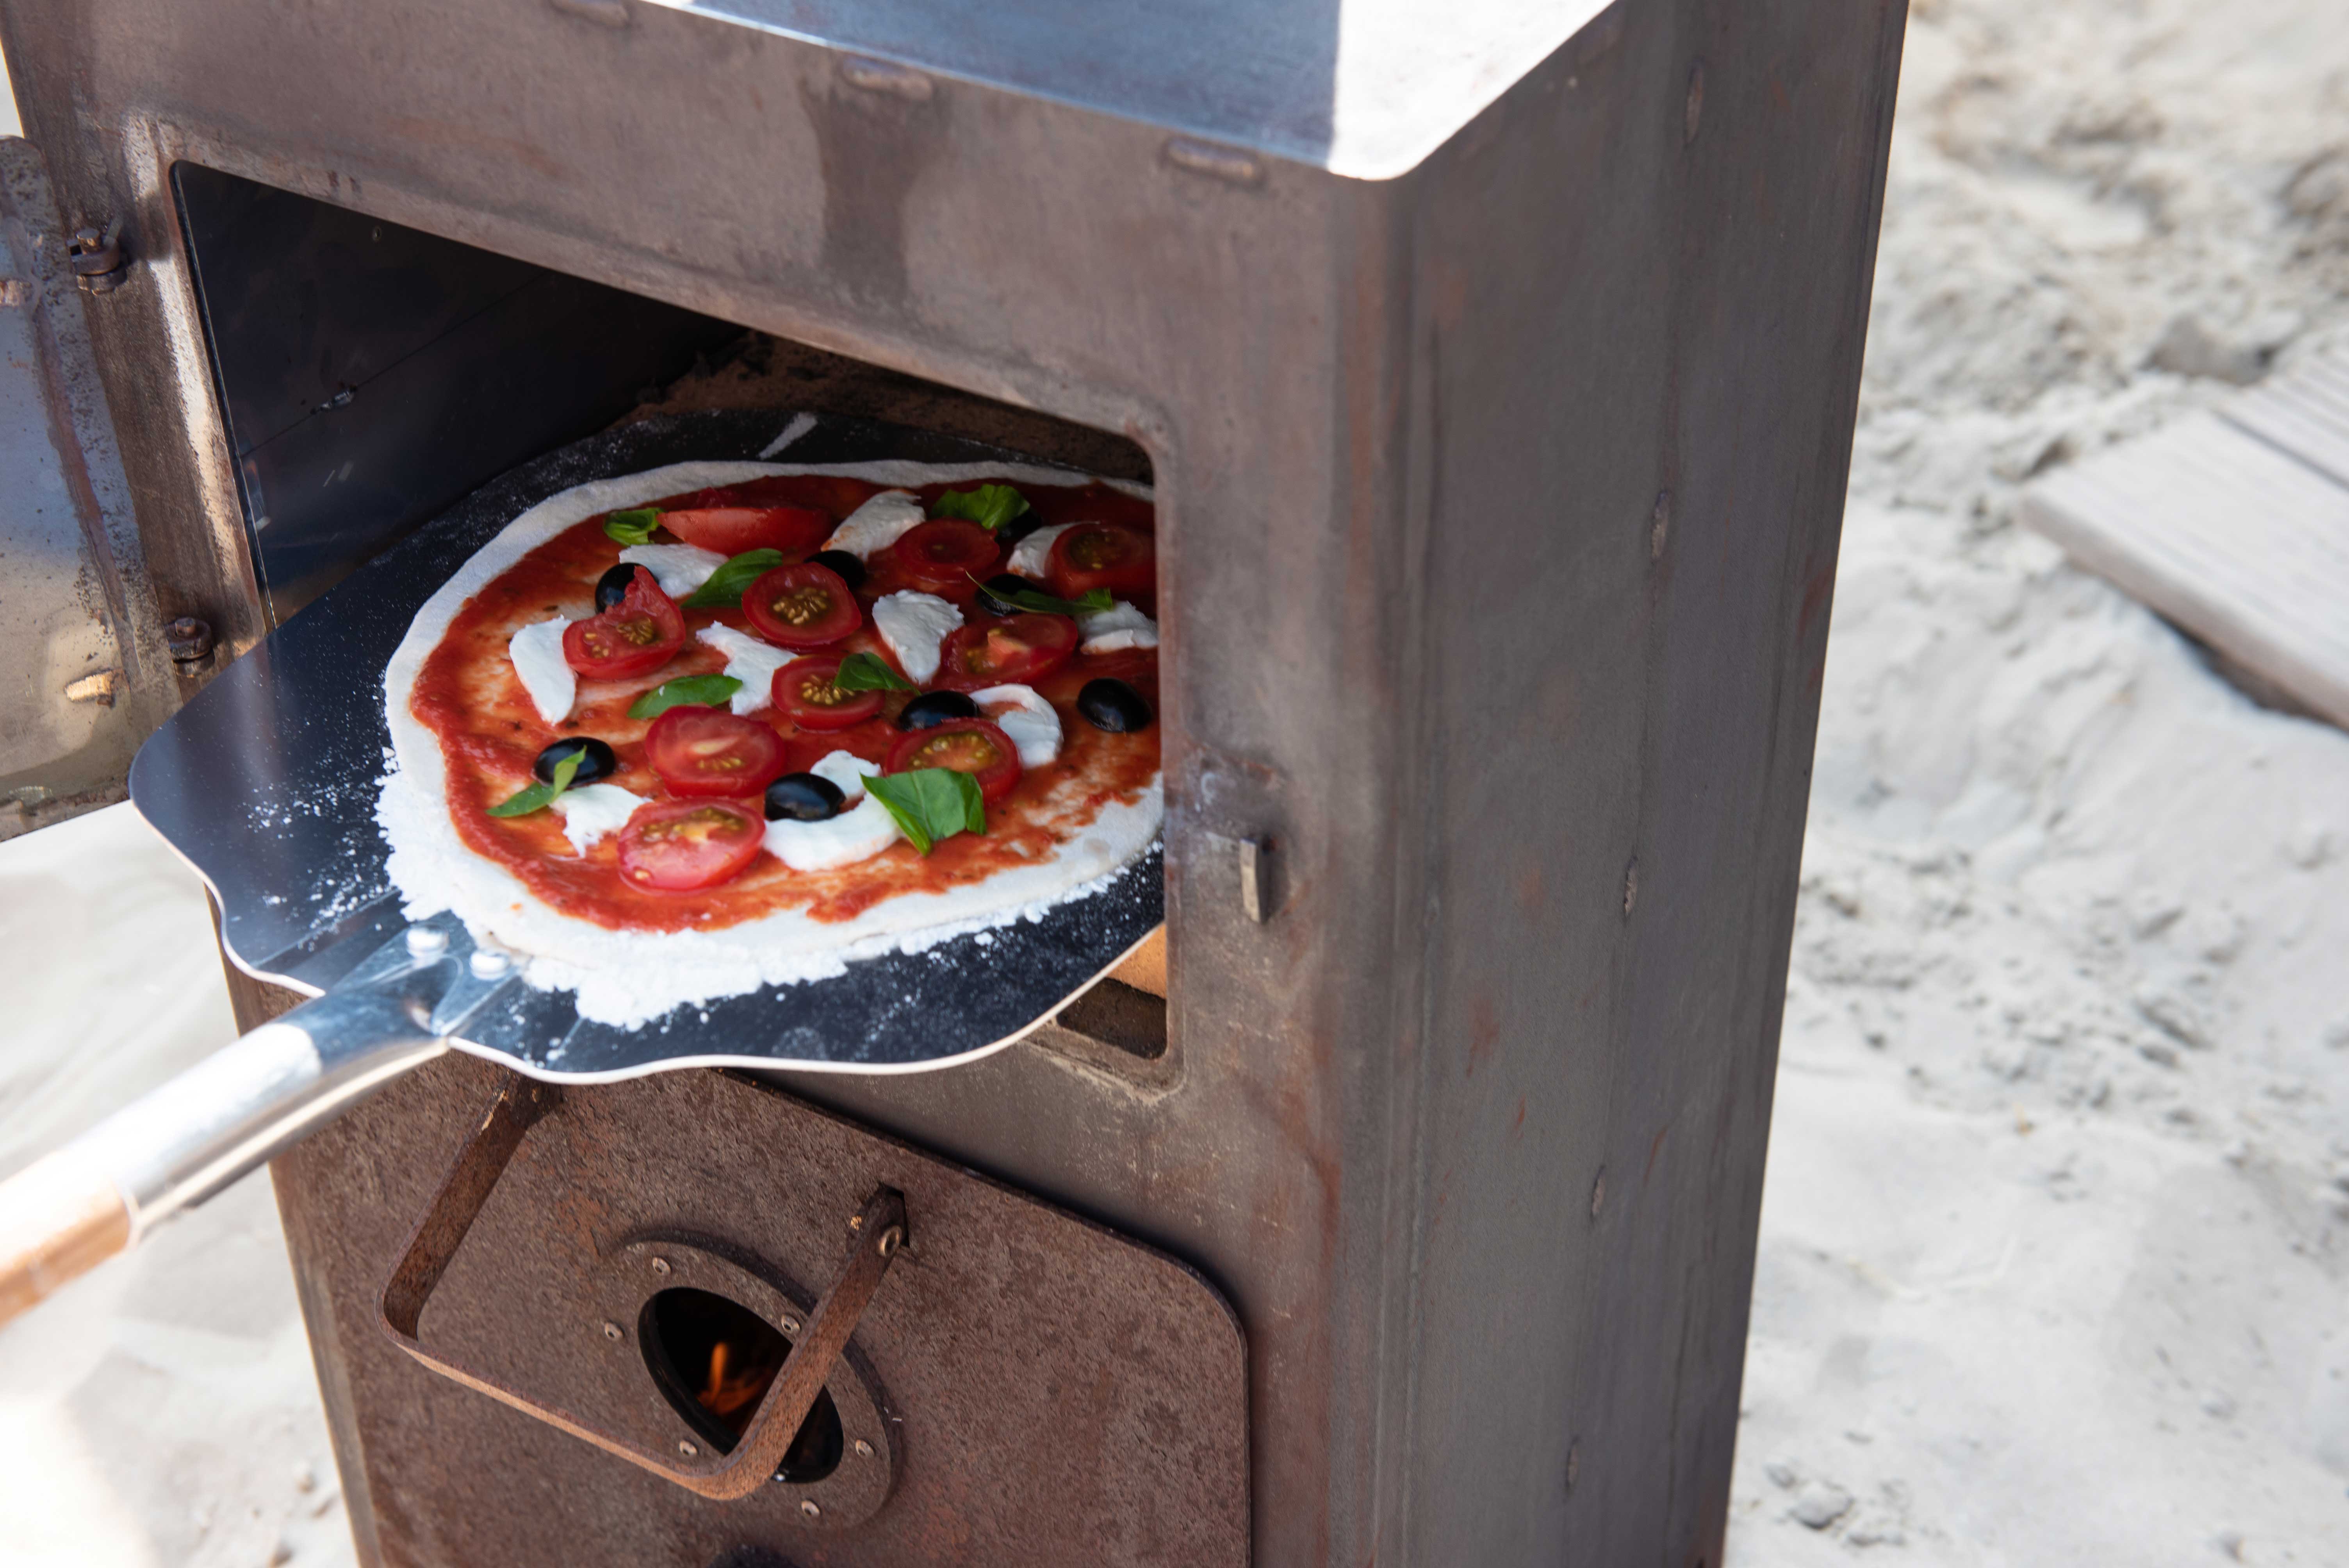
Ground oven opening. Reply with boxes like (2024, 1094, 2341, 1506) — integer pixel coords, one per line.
(639, 1286, 845, 1483)
(173, 161, 1169, 1071)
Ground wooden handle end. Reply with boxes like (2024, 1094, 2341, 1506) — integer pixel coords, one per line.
(0, 1147, 132, 1326)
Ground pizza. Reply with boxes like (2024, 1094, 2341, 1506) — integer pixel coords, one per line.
(375, 456, 1162, 1028)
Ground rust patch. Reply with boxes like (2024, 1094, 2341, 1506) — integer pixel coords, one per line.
(1509, 1096, 1527, 1144)
(383, 116, 567, 180)
(1797, 559, 1836, 640)
(1515, 865, 1546, 914)
(1466, 996, 1501, 1076)
(1644, 1121, 1672, 1184)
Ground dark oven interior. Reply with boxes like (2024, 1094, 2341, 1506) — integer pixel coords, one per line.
(171, 163, 1156, 623)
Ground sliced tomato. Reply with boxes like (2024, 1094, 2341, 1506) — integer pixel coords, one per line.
(933, 613, 1079, 692)
(617, 797, 766, 892)
(644, 706, 792, 797)
(742, 562, 862, 649)
(563, 567, 686, 681)
(891, 519, 1000, 592)
(1046, 523, 1155, 600)
(660, 505, 832, 558)
(772, 655, 884, 731)
(884, 716, 1022, 806)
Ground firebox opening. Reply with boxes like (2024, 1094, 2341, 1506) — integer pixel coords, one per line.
(639, 1286, 844, 1484)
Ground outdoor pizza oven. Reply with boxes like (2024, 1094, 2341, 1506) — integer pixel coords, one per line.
(0, 2, 1906, 1564)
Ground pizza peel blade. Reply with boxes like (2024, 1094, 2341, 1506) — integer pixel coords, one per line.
(1, 410, 1162, 1326)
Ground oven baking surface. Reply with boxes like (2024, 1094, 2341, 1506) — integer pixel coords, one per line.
(128, 409, 1163, 1076)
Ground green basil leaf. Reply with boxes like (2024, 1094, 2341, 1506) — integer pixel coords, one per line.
(861, 767, 986, 856)
(932, 484, 1032, 533)
(965, 573, 1113, 617)
(830, 651, 916, 693)
(487, 749, 582, 818)
(682, 549, 785, 609)
(602, 508, 662, 546)
(627, 674, 743, 719)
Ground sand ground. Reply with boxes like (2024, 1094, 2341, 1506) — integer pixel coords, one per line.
(4, 0, 2348, 1561)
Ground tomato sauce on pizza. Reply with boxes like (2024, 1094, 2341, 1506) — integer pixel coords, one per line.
(407, 474, 1160, 934)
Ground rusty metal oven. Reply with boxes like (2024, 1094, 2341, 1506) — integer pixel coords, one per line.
(0, 0, 1907, 1562)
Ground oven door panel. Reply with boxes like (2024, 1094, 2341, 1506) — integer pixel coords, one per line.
(274, 1053, 1249, 1568)
(0, 138, 171, 837)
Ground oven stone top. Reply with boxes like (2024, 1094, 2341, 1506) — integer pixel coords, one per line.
(655, 0, 1621, 179)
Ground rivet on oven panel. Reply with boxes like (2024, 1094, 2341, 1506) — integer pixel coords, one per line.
(678, 1440, 699, 1458)
(799, 1500, 822, 1519)
(839, 56, 934, 102)
(877, 1225, 903, 1258)
(601, 1321, 622, 1341)
(404, 927, 449, 961)
(781, 1316, 802, 1335)
(469, 949, 513, 980)
(853, 1439, 874, 1459)
(165, 616, 216, 665)
(651, 1256, 672, 1276)
(1164, 136, 1266, 189)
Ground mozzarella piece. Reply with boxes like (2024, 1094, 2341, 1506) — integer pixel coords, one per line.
(1076, 599, 1159, 654)
(1007, 522, 1073, 579)
(617, 543, 727, 598)
(507, 617, 576, 724)
(872, 590, 962, 684)
(549, 784, 645, 855)
(970, 684, 1062, 768)
(765, 750, 903, 871)
(822, 490, 927, 560)
(693, 624, 793, 715)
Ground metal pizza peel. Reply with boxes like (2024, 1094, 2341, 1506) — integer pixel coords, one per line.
(0, 410, 1162, 1326)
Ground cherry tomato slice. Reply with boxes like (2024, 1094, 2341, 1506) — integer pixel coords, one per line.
(933, 613, 1080, 692)
(1046, 522, 1155, 601)
(772, 655, 885, 731)
(617, 797, 766, 892)
(659, 505, 832, 558)
(644, 706, 792, 797)
(891, 519, 1001, 592)
(884, 716, 1022, 806)
(742, 562, 862, 649)
(563, 567, 687, 681)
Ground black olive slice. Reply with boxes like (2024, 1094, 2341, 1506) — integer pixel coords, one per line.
(594, 564, 637, 611)
(1076, 678, 1152, 734)
(895, 690, 980, 731)
(533, 736, 618, 785)
(973, 573, 1035, 617)
(764, 772, 847, 822)
(807, 550, 867, 591)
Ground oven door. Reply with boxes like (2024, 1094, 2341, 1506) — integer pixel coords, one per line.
(0, 138, 169, 840)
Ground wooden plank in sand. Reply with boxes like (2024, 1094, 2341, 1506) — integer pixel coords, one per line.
(2019, 378, 2349, 730)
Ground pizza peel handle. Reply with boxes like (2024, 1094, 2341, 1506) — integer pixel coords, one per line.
(0, 918, 513, 1328)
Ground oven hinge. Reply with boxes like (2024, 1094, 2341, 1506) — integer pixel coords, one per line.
(68, 220, 129, 294)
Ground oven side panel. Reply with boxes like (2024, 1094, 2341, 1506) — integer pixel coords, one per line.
(1381, 2, 1907, 1563)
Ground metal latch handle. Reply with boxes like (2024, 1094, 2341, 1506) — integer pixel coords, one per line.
(378, 1076, 907, 1502)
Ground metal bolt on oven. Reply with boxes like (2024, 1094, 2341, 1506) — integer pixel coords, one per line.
(0, 0, 1906, 1563)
